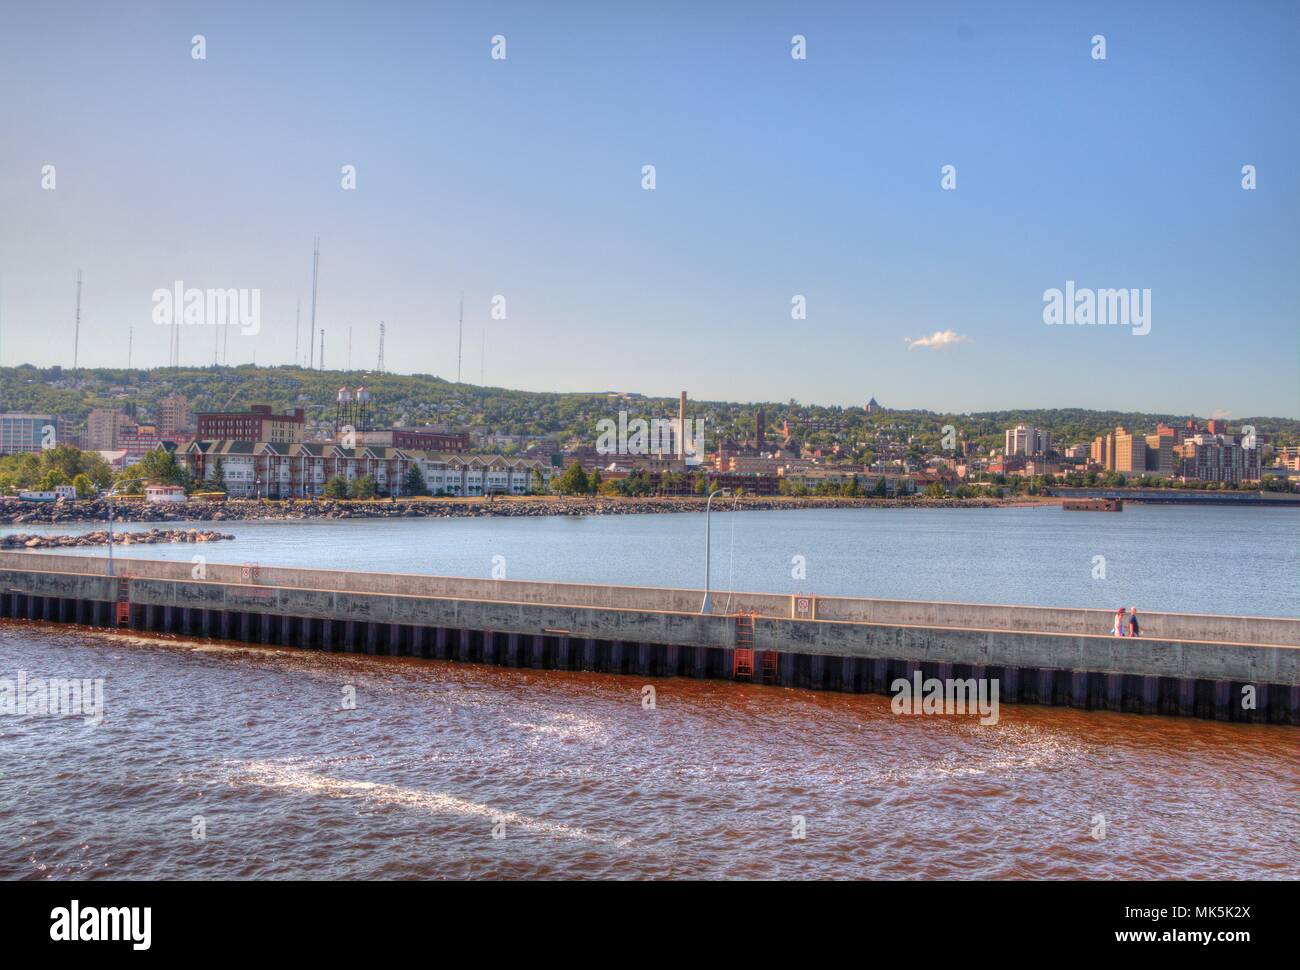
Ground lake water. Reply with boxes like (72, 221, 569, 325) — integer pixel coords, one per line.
(6, 503, 1298, 616)
(2, 503, 1296, 880)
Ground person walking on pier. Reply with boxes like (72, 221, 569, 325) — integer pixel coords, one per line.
(1128, 607, 1140, 638)
(1112, 608, 1127, 637)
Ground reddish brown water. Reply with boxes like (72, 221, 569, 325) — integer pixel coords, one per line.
(1, 623, 1296, 879)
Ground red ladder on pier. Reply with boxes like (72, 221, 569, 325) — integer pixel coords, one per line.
(759, 650, 779, 683)
(115, 577, 131, 626)
(733, 612, 756, 680)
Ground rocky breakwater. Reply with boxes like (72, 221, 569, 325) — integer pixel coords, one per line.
(1, 528, 235, 550)
(0, 493, 1013, 526)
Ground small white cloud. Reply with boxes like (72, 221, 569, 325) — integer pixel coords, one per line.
(1210, 408, 1232, 419)
(904, 329, 969, 351)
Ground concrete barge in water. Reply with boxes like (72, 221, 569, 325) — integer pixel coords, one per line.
(1062, 498, 1123, 512)
(1, 552, 1297, 724)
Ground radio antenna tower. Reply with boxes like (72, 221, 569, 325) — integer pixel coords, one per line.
(172, 285, 181, 367)
(73, 270, 82, 370)
(319, 328, 324, 370)
(377, 321, 385, 373)
(456, 292, 464, 382)
(309, 235, 320, 369)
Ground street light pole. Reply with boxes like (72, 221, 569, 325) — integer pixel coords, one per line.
(104, 483, 124, 578)
(700, 487, 730, 614)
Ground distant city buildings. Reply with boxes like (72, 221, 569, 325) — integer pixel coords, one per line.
(1087, 422, 1262, 483)
(1113, 427, 1145, 473)
(9, 367, 1290, 495)
(118, 423, 162, 458)
(197, 405, 305, 443)
(1143, 432, 1175, 476)
(0, 413, 56, 455)
(158, 394, 191, 437)
(1004, 424, 1052, 457)
(1179, 433, 1261, 484)
(84, 408, 164, 457)
(178, 394, 532, 497)
(86, 408, 126, 451)
(360, 428, 471, 453)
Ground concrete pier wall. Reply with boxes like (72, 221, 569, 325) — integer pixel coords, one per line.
(1, 552, 1296, 723)
(4, 551, 1297, 647)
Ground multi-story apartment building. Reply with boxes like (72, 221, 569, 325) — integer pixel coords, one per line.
(1113, 427, 1146, 473)
(159, 394, 191, 437)
(1156, 422, 1183, 445)
(1004, 424, 1052, 456)
(1090, 431, 1114, 469)
(1144, 433, 1175, 476)
(86, 408, 127, 451)
(358, 428, 471, 452)
(1091, 426, 1155, 474)
(118, 423, 163, 458)
(180, 441, 553, 499)
(0, 413, 56, 454)
(196, 405, 304, 444)
(1179, 434, 1261, 484)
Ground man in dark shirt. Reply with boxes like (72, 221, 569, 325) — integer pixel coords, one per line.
(1128, 608, 1140, 637)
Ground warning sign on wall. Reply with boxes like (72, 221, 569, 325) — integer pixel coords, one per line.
(792, 595, 815, 619)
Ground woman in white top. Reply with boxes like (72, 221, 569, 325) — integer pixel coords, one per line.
(1112, 608, 1126, 637)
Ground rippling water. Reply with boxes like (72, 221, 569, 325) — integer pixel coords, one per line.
(2, 624, 1296, 880)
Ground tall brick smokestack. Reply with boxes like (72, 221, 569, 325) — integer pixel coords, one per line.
(679, 391, 687, 460)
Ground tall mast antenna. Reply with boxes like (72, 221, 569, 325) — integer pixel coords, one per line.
(377, 321, 385, 373)
(319, 328, 324, 370)
(456, 292, 463, 382)
(309, 235, 320, 370)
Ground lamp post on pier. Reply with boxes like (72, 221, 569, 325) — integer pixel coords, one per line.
(700, 487, 730, 614)
(104, 482, 128, 578)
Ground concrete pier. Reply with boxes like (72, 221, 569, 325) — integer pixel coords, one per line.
(1, 551, 1297, 724)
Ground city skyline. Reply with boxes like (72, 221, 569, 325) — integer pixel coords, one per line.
(2, 1, 1297, 418)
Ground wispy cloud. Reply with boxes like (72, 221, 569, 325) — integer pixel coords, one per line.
(904, 329, 970, 351)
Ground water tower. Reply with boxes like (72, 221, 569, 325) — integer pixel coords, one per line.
(334, 385, 354, 433)
(355, 385, 371, 431)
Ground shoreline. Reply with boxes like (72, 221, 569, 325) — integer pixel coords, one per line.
(0, 494, 1055, 526)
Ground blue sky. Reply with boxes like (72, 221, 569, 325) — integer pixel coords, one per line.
(1, 0, 1297, 417)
